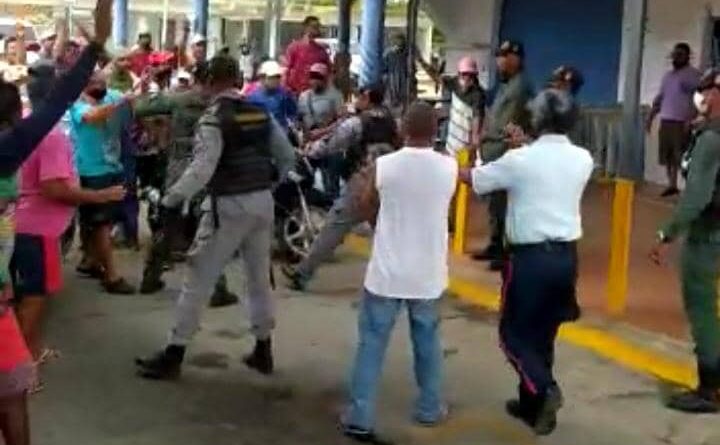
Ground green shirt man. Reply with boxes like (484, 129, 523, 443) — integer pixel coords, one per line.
(654, 118, 720, 413)
(481, 71, 533, 163)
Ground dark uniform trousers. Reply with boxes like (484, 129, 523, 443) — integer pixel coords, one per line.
(489, 191, 507, 254)
(499, 242, 580, 403)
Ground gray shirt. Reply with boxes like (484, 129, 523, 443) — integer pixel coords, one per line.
(298, 86, 344, 131)
(308, 115, 363, 159)
(163, 90, 296, 208)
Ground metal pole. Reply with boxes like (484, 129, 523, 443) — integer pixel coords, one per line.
(336, 0, 352, 98)
(268, 0, 284, 58)
(161, 0, 169, 49)
(405, 0, 419, 109)
(193, 0, 209, 38)
(359, 0, 386, 87)
(263, 0, 273, 57)
(112, 0, 128, 48)
(619, 0, 647, 179)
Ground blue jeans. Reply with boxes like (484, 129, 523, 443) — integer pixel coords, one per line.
(344, 289, 444, 431)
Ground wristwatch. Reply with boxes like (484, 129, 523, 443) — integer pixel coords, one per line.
(656, 230, 672, 244)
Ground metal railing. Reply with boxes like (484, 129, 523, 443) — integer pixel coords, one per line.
(572, 105, 649, 177)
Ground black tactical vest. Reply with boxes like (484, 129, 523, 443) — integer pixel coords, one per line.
(207, 97, 275, 196)
(341, 106, 397, 179)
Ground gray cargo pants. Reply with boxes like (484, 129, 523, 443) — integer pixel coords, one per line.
(296, 189, 361, 280)
(169, 190, 275, 345)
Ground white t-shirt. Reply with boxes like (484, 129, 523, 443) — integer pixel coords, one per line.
(364, 147, 458, 300)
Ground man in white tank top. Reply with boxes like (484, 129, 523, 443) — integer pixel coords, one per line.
(341, 103, 458, 443)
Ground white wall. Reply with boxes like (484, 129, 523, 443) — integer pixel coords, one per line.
(617, 0, 715, 183)
(422, 0, 498, 87)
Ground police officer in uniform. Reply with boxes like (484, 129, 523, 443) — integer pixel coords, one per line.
(282, 84, 399, 291)
(134, 63, 239, 308)
(135, 55, 296, 379)
(474, 40, 533, 271)
(652, 69, 720, 413)
(462, 88, 593, 435)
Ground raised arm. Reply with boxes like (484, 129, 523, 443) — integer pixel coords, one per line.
(0, 0, 112, 177)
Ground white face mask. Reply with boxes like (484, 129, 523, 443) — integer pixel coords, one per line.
(694, 91, 708, 114)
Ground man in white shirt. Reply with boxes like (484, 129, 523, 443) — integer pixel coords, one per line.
(341, 103, 458, 443)
(460, 88, 593, 436)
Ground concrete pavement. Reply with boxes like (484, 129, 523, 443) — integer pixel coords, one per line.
(29, 247, 720, 445)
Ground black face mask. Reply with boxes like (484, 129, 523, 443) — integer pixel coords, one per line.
(87, 88, 108, 101)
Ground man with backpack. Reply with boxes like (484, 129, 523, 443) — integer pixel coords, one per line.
(652, 69, 720, 413)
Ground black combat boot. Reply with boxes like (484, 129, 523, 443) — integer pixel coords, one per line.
(243, 338, 274, 375)
(507, 384, 563, 436)
(140, 258, 165, 294)
(140, 272, 165, 294)
(667, 364, 720, 414)
(208, 276, 239, 308)
(135, 345, 186, 380)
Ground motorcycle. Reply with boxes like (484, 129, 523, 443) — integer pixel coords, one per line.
(273, 155, 333, 263)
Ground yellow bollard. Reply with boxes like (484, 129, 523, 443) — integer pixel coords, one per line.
(453, 149, 471, 256)
(607, 178, 635, 316)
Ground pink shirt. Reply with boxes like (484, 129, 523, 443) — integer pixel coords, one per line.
(15, 128, 77, 238)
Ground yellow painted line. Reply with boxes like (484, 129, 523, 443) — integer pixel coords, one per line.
(344, 234, 696, 389)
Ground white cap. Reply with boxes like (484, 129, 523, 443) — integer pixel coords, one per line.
(191, 34, 207, 45)
(259, 60, 283, 77)
(39, 29, 57, 42)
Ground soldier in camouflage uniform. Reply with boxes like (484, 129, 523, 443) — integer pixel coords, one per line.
(134, 63, 238, 307)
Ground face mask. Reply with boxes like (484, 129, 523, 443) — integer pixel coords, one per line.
(694, 91, 708, 114)
(87, 88, 108, 101)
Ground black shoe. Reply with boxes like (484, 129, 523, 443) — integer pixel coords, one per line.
(666, 388, 720, 414)
(208, 286, 239, 308)
(135, 345, 185, 380)
(471, 246, 501, 262)
(140, 275, 165, 294)
(103, 278, 136, 295)
(533, 386, 563, 436)
(280, 265, 309, 292)
(505, 399, 530, 421)
(342, 425, 394, 445)
(76, 263, 105, 279)
(488, 258, 505, 272)
(243, 339, 274, 375)
(661, 187, 680, 198)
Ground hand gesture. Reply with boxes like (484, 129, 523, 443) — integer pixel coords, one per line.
(100, 185, 126, 202)
(15, 21, 26, 39)
(93, 0, 114, 46)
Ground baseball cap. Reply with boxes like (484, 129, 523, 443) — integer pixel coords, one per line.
(698, 68, 720, 92)
(309, 63, 329, 78)
(191, 34, 207, 46)
(495, 40, 525, 58)
(550, 65, 585, 94)
(259, 60, 283, 77)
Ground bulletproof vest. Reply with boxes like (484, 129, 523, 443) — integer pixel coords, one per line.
(207, 97, 275, 196)
(341, 106, 397, 179)
(681, 124, 720, 219)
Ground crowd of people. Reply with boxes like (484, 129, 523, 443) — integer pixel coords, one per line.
(0, 1, 719, 444)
